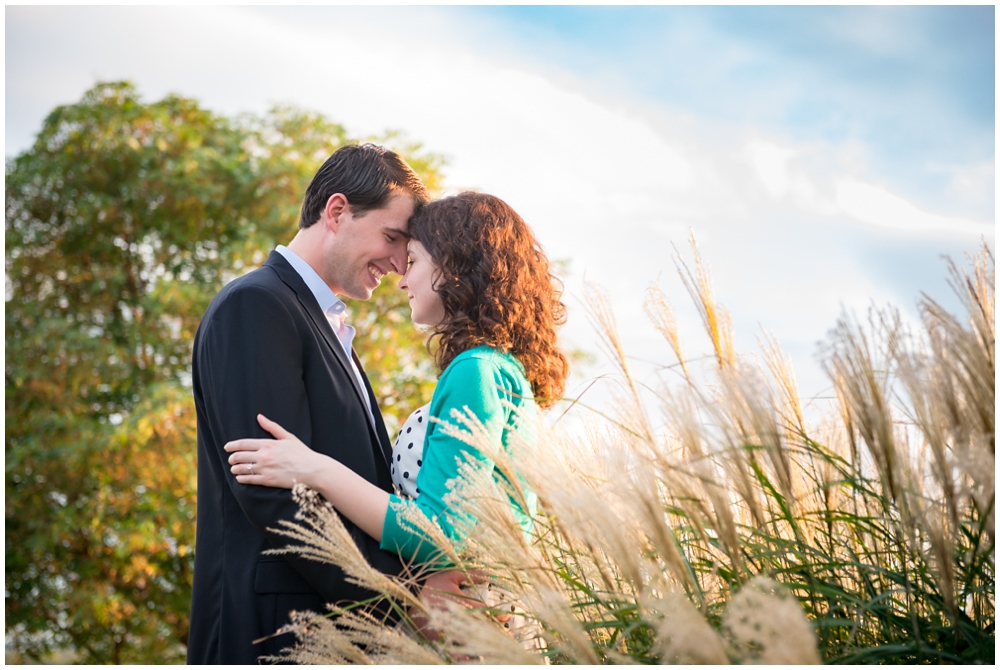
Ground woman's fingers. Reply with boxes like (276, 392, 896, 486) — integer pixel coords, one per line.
(224, 438, 261, 453)
(224, 440, 269, 465)
(230, 458, 267, 481)
(223, 415, 297, 454)
(464, 569, 488, 585)
(234, 473, 265, 484)
(230, 461, 254, 475)
(227, 451, 253, 467)
(223, 415, 306, 489)
(257, 413, 294, 440)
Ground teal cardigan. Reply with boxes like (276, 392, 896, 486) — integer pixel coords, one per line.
(380, 346, 538, 565)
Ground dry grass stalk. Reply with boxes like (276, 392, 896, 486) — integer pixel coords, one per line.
(644, 284, 691, 382)
(269, 609, 444, 665)
(824, 309, 908, 509)
(675, 231, 736, 369)
(266, 485, 417, 606)
(584, 286, 656, 447)
(716, 365, 796, 521)
(760, 331, 811, 461)
(657, 388, 744, 577)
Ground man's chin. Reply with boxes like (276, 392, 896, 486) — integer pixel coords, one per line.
(345, 285, 374, 301)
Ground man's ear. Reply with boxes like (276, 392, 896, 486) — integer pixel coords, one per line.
(323, 193, 350, 232)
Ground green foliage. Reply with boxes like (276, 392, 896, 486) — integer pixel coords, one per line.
(5, 81, 442, 662)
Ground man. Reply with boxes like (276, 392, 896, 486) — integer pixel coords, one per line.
(187, 144, 429, 663)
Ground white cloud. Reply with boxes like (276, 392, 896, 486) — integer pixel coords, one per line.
(745, 139, 796, 198)
(834, 178, 991, 235)
(927, 159, 996, 211)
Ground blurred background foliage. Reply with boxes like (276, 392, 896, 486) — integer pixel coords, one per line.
(5, 81, 442, 663)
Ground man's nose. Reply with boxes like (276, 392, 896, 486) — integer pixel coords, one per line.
(390, 248, 407, 275)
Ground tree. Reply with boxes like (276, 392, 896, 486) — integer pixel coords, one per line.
(5, 81, 442, 663)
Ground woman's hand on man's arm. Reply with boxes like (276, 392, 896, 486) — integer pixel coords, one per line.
(224, 414, 326, 489)
(225, 413, 391, 542)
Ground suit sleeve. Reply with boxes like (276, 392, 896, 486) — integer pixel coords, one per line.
(380, 356, 509, 565)
(196, 282, 384, 603)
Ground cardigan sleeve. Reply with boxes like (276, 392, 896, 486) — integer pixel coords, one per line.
(380, 354, 511, 565)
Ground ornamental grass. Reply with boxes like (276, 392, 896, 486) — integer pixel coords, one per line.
(266, 240, 994, 664)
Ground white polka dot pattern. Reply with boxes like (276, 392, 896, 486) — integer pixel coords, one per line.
(391, 403, 429, 499)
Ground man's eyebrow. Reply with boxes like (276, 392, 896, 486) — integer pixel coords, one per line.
(385, 226, 411, 239)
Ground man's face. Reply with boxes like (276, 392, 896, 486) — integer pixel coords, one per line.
(325, 194, 415, 300)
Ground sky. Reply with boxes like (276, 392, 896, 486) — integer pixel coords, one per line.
(5, 4, 995, 424)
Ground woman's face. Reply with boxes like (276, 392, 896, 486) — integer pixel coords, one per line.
(398, 240, 446, 327)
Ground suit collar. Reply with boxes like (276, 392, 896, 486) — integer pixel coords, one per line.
(273, 245, 343, 317)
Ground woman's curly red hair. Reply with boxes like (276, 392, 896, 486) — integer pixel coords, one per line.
(408, 192, 568, 408)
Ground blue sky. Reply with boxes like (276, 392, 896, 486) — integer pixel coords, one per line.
(5, 4, 995, 419)
(459, 5, 995, 210)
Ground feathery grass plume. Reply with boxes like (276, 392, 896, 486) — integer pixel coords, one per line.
(626, 440, 708, 596)
(266, 485, 417, 606)
(269, 608, 445, 665)
(681, 376, 766, 531)
(722, 576, 821, 664)
(824, 308, 910, 510)
(760, 329, 807, 439)
(657, 387, 744, 581)
(644, 283, 691, 383)
(645, 592, 730, 664)
(943, 243, 995, 430)
(798, 415, 851, 534)
(918, 241, 994, 539)
(583, 286, 658, 451)
(715, 364, 797, 523)
(266, 610, 374, 665)
(675, 231, 736, 369)
(895, 332, 961, 529)
(529, 585, 603, 664)
(429, 405, 557, 598)
(563, 430, 661, 591)
(434, 405, 538, 542)
(893, 322, 964, 621)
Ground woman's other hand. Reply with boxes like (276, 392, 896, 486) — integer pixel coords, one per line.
(411, 569, 512, 643)
(224, 414, 323, 489)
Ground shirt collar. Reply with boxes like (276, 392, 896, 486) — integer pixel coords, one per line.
(275, 245, 348, 318)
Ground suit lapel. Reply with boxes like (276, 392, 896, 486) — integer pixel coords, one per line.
(353, 349, 394, 467)
(264, 252, 385, 449)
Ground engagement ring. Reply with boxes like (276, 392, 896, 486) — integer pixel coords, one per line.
(248, 463, 254, 475)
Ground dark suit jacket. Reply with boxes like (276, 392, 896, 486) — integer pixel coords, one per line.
(187, 251, 404, 664)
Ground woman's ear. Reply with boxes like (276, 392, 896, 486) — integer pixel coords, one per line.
(432, 268, 446, 291)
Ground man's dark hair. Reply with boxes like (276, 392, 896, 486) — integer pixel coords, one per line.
(299, 143, 430, 228)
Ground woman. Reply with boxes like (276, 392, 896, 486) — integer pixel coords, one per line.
(224, 192, 567, 590)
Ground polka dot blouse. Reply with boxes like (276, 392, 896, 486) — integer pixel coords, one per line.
(391, 403, 429, 499)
